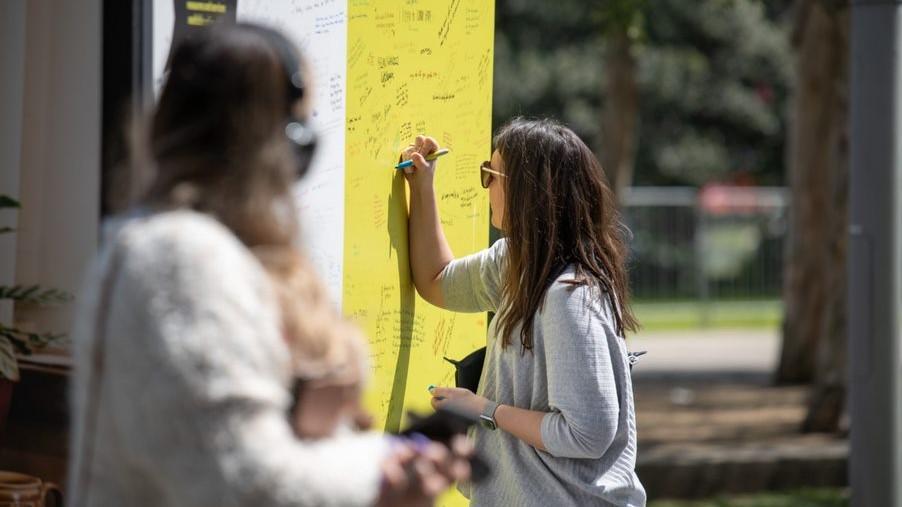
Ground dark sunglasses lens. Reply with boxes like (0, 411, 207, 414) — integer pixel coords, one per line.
(480, 163, 492, 188)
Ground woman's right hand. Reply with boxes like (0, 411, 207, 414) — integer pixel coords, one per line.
(400, 133, 455, 307)
(375, 435, 472, 507)
(401, 135, 440, 190)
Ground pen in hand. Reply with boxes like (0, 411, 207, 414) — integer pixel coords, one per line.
(395, 148, 450, 170)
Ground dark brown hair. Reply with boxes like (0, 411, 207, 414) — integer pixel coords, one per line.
(493, 118, 639, 351)
(143, 23, 306, 250)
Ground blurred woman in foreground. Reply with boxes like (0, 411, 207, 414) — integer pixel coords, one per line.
(68, 23, 468, 507)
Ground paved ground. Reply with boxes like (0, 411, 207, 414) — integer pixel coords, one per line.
(628, 329, 848, 499)
(629, 329, 780, 376)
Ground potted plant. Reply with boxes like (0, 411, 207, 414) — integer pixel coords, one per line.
(0, 194, 70, 429)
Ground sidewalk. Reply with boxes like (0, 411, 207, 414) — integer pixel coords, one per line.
(629, 329, 848, 499)
(630, 329, 780, 375)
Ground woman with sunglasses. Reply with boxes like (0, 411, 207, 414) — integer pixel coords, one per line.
(401, 118, 646, 506)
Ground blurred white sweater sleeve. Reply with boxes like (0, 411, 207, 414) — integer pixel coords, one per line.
(87, 213, 388, 507)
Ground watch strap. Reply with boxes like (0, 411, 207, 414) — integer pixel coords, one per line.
(480, 400, 499, 430)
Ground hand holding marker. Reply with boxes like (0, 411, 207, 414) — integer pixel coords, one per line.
(396, 148, 450, 169)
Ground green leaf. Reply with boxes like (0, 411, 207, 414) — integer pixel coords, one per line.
(0, 325, 66, 351)
(25, 330, 62, 350)
(17, 285, 38, 301)
(0, 328, 25, 348)
(0, 196, 20, 209)
(0, 337, 20, 381)
(10, 337, 30, 355)
(0, 285, 72, 305)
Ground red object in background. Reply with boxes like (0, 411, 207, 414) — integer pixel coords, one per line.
(699, 183, 776, 215)
(755, 82, 775, 105)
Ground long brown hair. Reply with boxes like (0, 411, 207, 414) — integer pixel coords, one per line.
(257, 247, 364, 379)
(142, 23, 306, 250)
(141, 24, 353, 375)
(493, 118, 638, 351)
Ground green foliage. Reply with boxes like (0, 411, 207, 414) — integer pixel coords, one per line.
(636, 0, 792, 186)
(0, 338, 15, 381)
(0, 194, 19, 236)
(0, 285, 73, 306)
(0, 325, 68, 381)
(0, 195, 69, 381)
(596, 0, 647, 39)
(493, 0, 793, 186)
(494, 0, 606, 148)
(0, 196, 21, 209)
(0, 326, 66, 352)
(634, 299, 781, 331)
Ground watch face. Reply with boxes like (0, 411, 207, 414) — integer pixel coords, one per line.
(479, 414, 496, 430)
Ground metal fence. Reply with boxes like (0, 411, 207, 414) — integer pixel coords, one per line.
(622, 186, 788, 302)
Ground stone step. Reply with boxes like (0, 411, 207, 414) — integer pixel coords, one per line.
(633, 376, 848, 499)
(637, 437, 848, 499)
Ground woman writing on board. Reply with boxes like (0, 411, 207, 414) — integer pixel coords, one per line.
(68, 23, 469, 507)
(402, 119, 646, 506)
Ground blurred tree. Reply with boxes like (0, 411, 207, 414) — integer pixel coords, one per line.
(775, 0, 848, 434)
(493, 0, 602, 140)
(598, 0, 645, 201)
(493, 0, 793, 189)
(635, 0, 792, 187)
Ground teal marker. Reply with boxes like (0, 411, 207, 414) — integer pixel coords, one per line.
(427, 384, 445, 400)
(395, 148, 450, 169)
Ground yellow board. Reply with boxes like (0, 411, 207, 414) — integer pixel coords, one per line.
(343, 1, 494, 504)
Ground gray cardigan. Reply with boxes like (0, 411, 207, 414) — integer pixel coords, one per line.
(441, 239, 646, 506)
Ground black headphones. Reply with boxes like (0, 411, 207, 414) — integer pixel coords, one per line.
(249, 24, 318, 179)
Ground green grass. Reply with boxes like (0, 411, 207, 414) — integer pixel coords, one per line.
(634, 299, 782, 332)
(649, 488, 849, 507)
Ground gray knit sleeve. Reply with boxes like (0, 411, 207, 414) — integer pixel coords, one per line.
(539, 283, 621, 459)
(439, 238, 507, 313)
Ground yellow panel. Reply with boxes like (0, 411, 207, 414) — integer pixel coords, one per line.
(344, 1, 494, 504)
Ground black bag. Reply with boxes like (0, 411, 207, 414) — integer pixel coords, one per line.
(443, 347, 647, 394)
(442, 347, 486, 393)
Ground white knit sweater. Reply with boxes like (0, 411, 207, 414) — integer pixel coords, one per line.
(68, 210, 387, 506)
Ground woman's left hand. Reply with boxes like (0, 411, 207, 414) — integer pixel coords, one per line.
(429, 386, 488, 415)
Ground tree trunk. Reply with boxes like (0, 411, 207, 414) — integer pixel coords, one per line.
(776, 0, 848, 387)
(802, 1, 849, 433)
(601, 26, 639, 202)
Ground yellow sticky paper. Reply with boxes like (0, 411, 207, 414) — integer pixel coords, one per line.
(344, 1, 494, 505)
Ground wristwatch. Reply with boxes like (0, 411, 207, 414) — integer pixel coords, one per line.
(480, 400, 499, 430)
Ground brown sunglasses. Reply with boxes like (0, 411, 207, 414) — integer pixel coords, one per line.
(480, 161, 506, 189)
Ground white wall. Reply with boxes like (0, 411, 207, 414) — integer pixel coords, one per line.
(8, 0, 101, 337)
(0, 1, 28, 326)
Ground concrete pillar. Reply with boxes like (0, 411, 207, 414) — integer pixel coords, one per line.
(849, 1, 902, 505)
